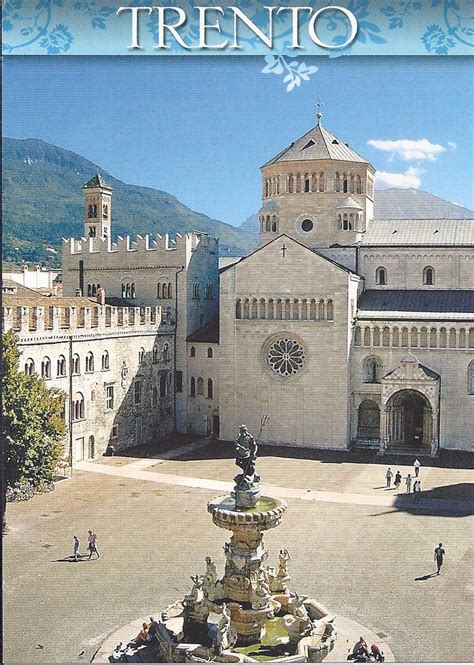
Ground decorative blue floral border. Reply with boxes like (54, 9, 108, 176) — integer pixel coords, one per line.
(3, 1, 473, 90)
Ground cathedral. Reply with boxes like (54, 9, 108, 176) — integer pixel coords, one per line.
(4, 114, 474, 460)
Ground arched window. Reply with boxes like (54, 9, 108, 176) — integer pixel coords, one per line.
(288, 174, 294, 193)
(57, 355, 66, 377)
(373, 327, 381, 346)
(41, 357, 51, 379)
(459, 328, 467, 348)
(138, 347, 145, 364)
(334, 173, 341, 192)
(87, 284, 92, 296)
(319, 172, 325, 192)
(468, 360, 474, 394)
(152, 346, 158, 363)
(304, 177, 310, 193)
(207, 347, 213, 359)
(24, 358, 35, 375)
(392, 327, 400, 347)
(420, 327, 428, 347)
(197, 377, 204, 396)
(423, 266, 435, 286)
(207, 378, 213, 399)
(439, 327, 447, 348)
(350, 175, 355, 193)
(318, 299, 325, 321)
(163, 343, 170, 361)
(449, 328, 457, 348)
(102, 350, 110, 370)
(271, 217, 277, 233)
(73, 393, 85, 421)
(355, 327, 362, 346)
(363, 356, 382, 383)
(268, 299, 274, 320)
(411, 327, 418, 347)
(276, 299, 283, 320)
(122, 283, 127, 298)
(190, 346, 196, 358)
(251, 299, 258, 319)
(401, 327, 409, 347)
(88, 435, 95, 459)
(91, 284, 97, 297)
(363, 327, 371, 346)
(190, 377, 196, 397)
(131, 283, 136, 299)
(157, 283, 162, 299)
(356, 175, 362, 194)
(72, 354, 80, 375)
(382, 327, 390, 347)
(235, 299, 241, 319)
(85, 351, 94, 373)
(259, 299, 266, 320)
(167, 282, 172, 298)
(376, 267, 387, 286)
(343, 173, 348, 193)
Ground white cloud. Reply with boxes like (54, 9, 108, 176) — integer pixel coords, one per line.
(448, 141, 457, 150)
(368, 138, 446, 161)
(375, 166, 423, 189)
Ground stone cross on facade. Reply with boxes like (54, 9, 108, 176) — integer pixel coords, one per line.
(281, 244, 287, 258)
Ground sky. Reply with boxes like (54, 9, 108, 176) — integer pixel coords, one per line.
(3, 56, 473, 227)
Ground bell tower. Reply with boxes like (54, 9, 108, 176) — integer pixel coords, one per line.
(259, 112, 375, 249)
(82, 174, 113, 239)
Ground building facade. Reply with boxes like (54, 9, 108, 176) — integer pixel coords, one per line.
(3, 114, 473, 457)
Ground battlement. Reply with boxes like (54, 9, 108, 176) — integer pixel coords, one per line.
(62, 231, 219, 258)
(2, 304, 164, 337)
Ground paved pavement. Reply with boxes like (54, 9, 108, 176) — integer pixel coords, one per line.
(3, 439, 474, 663)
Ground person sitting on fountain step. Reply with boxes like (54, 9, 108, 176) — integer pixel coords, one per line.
(132, 623, 150, 646)
(147, 617, 159, 643)
(370, 644, 385, 662)
(352, 637, 369, 659)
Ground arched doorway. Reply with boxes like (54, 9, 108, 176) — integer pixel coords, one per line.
(386, 390, 433, 450)
(88, 435, 95, 459)
(357, 400, 380, 441)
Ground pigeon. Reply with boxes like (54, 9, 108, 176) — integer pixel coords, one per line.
(78, 651, 85, 657)
(36, 645, 44, 650)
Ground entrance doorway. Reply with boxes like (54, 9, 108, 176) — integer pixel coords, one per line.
(386, 390, 433, 450)
(212, 415, 220, 437)
(74, 437, 85, 462)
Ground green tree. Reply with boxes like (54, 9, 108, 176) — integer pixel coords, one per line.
(2, 330, 67, 487)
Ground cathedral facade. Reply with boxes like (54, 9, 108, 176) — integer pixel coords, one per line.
(5, 117, 473, 458)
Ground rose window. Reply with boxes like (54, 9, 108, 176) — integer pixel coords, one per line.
(267, 338, 305, 377)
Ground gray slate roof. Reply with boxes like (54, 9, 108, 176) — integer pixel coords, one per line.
(263, 123, 371, 167)
(357, 290, 474, 321)
(362, 219, 474, 246)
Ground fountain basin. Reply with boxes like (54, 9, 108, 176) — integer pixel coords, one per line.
(208, 496, 288, 532)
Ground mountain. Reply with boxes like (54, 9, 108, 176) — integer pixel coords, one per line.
(239, 188, 474, 236)
(2, 138, 258, 267)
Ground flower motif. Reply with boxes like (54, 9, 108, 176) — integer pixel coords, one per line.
(40, 23, 73, 54)
(267, 338, 305, 377)
(422, 23, 456, 54)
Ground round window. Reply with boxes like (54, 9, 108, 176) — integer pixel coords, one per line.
(267, 338, 305, 377)
(301, 219, 314, 233)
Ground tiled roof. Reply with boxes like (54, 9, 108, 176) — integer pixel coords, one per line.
(82, 173, 113, 190)
(362, 219, 474, 246)
(187, 318, 219, 343)
(263, 123, 371, 167)
(357, 290, 474, 321)
(2, 281, 98, 307)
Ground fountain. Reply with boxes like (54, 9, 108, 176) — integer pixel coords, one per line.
(107, 424, 337, 663)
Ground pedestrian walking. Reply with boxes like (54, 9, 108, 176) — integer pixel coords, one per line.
(434, 543, 445, 574)
(394, 470, 402, 490)
(88, 530, 100, 559)
(73, 535, 80, 562)
(413, 480, 422, 502)
(414, 458, 421, 477)
(385, 467, 393, 488)
(405, 473, 412, 494)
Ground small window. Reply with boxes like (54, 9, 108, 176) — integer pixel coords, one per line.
(138, 347, 145, 364)
(423, 266, 435, 286)
(301, 219, 313, 233)
(85, 351, 94, 373)
(41, 357, 51, 379)
(134, 381, 142, 405)
(163, 343, 170, 361)
(364, 356, 382, 383)
(176, 370, 183, 393)
(190, 377, 196, 397)
(152, 386, 158, 406)
(72, 354, 80, 375)
(73, 392, 85, 421)
(197, 377, 204, 396)
(57, 355, 66, 377)
(111, 426, 118, 438)
(106, 385, 114, 410)
(190, 346, 196, 358)
(24, 358, 35, 375)
(207, 347, 213, 359)
(153, 346, 159, 363)
(376, 267, 387, 286)
(207, 378, 213, 399)
(102, 350, 110, 371)
(192, 283, 200, 299)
